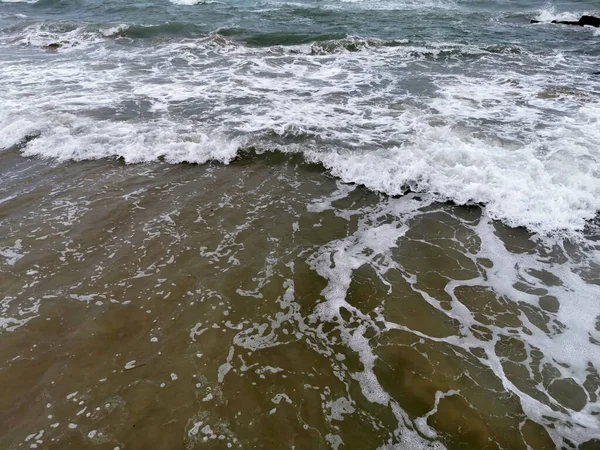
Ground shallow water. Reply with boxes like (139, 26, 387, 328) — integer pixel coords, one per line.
(1, 0, 600, 448)
(1, 148, 600, 449)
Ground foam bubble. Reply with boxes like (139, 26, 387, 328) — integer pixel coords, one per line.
(124, 360, 136, 370)
(0, 239, 24, 266)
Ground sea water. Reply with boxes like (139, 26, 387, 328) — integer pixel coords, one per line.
(0, 1, 599, 448)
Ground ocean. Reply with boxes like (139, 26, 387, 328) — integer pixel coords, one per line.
(0, 0, 599, 448)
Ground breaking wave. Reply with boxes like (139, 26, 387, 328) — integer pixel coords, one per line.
(0, 23, 599, 236)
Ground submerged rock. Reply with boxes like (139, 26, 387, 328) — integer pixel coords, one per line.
(45, 40, 71, 50)
(531, 15, 600, 27)
(536, 86, 590, 100)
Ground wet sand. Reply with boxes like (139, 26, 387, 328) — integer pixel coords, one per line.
(1, 149, 599, 449)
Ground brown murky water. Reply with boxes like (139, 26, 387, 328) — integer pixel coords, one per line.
(1, 148, 599, 449)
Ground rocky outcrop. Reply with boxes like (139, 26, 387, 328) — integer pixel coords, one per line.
(531, 15, 600, 27)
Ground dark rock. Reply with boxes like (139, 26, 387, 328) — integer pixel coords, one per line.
(532, 15, 600, 27)
(551, 19, 581, 26)
(578, 15, 600, 27)
(46, 40, 70, 50)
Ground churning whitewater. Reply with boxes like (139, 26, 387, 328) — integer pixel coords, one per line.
(1, 1, 599, 234)
(1, 1, 600, 449)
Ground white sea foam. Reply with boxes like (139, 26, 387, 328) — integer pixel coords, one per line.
(169, 0, 223, 4)
(0, 295, 41, 332)
(337, 0, 455, 10)
(534, 8, 588, 23)
(0, 24, 98, 51)
(169, 0, 203, 5)
(0, 32, 598, 235)
(99, 24, 129, 37)
(260, 0, 456, 11)
(300, 189, 600, 446)
(0, 239, 24, 266)
(212, 181, 600, 446)
(17, 115, 242, 164)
